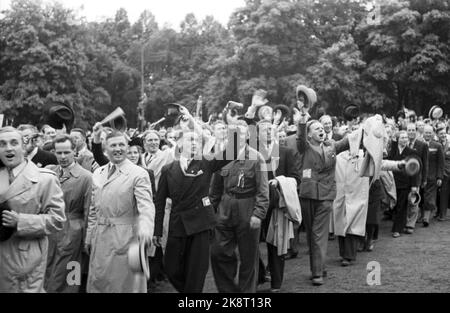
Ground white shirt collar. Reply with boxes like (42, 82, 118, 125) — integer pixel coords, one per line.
(10, 160, 27, 179)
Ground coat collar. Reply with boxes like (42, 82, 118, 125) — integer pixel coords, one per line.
(1, 160, 39, 202)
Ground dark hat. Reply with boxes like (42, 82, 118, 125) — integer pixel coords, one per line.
(0, 202, 14, 242)
(164, 103, 182, 127)
(274, 104, 291, 120)
(396, 110, 406, 121)
(47, 102, 74, 130)
(128, 136, 144, 150)
(343, 104, 360, 122)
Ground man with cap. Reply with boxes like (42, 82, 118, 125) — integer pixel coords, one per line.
(404, 123, 428, 233)
(0, 126, 66, 292)
(17, 124, 58, 168)
(70, 128, 98, 173)
(85, 130, 154, 293)
(45, 134, 92, 293)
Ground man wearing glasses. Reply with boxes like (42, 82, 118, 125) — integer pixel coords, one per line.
(17, 124, 57, 168)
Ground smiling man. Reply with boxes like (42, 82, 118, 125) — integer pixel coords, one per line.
(0, 126, 66, 293)
(85, 130, 155, 293)
(45, 135, 92, 293)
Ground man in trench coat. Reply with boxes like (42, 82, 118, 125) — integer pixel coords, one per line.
(0, 126, 66, 293)
(45, 134, 92, 292)
(85, 131, 154, 293)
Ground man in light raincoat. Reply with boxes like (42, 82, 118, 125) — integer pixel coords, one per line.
(0, 126, 66, 293)
(85, 130, 154, 293)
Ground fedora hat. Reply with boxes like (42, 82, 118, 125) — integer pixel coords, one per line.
(274, 104, 291, 120)
(404, 156, 421, 176)
(429, 105, 443, 120)
(127, 240, 150, 280)
(408, 189, 421, 206)
(0, 202, 14, 242)
(47, 102, 74, 130)
(343, 104, 360, 122)
(296, 85, 317, 108)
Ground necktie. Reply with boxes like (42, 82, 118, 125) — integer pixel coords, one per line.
(146, 154, 154, 166)
(108, 164, 116, 179)
(409, 141, 414, 149)
(7, 169, 14, 185)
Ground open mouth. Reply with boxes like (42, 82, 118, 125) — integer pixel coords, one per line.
(5, 154, 15, 161)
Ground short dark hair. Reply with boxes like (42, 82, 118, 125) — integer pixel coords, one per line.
(53, 134, 76, 150)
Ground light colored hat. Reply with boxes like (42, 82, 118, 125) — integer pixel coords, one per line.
(128, 240, 150, 280)
(408, 189, 421, 206)
(296, 85, 317, 108)
(405, 157, 420, 176)
(429, 105, 443, 120)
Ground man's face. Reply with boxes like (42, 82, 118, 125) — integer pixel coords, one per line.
(20, 128, 36, 153)
(309, 122, 325, 143)
(438, 130, 447, 143)
(166, 131, 176, 142)
(416, 121, 425, 134)
(398, 133, 409, 147)
(321, 117, 332, 134)
(214, 123, 226, 141)
(278, 131, 287, 144)
(70, 131, 85, 150)
(181, 133, 201, 159)
(105, 136, 128, 164)
(423, 127, 434, 142)
(407, 124, 417, 140)
(259, 123, 275, 145)
(144, 133, 160, 154)
(0, 131, 25, 169)
(158, 128, 167, 138)
(54, 140, 75, 168)
(44, 127, 56, 140)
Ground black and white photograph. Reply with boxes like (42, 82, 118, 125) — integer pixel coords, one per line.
(0, 0, 450, 300)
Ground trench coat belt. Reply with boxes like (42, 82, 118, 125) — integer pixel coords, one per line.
(225, 192, 254, 200)
(97, 216, 137, 226)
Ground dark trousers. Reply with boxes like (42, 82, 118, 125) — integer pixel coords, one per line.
(392, 189, 409, 233)
(266, 243, 284, 289)
(149, 246, 165, 283)
(164, 230, 211, 293)
(366, 224, 378, 242)
(338, 234, 361, 261)
(300, 198, 332, 278)
(422, 179, 438, 223)
(211, 224, 260, 293)
(439, 176, 450, 219)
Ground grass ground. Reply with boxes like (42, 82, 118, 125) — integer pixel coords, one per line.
(153, 217, 450, 293)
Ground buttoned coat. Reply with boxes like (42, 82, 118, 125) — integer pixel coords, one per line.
(86, 159, 155, 293)
(45, 163, 92, 292)
(0, 161, 66, 293)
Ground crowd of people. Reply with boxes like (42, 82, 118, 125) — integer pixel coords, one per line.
(0, 87, 449, 293)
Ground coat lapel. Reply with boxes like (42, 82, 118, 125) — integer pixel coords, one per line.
(1, 162, 37, 202)
(102, 160, 130, 189)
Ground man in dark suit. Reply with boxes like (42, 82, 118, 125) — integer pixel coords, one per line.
(389, 131, 421, 237)
(17, 124, 57, 168)
(153, 110, 235, 293)
(405, 123, 428, 233)
(421, 125, 444, 226)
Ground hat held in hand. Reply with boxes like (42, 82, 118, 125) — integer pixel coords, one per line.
(47, 101, 75, 130)
(128, 239, 150, 280)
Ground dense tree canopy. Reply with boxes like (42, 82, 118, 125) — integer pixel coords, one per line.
(0, 0, 449, 128)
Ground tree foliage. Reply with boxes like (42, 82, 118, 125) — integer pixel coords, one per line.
(1, 0, 449, 128)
